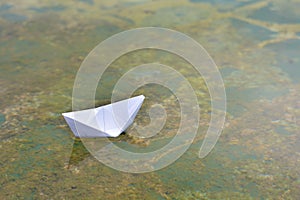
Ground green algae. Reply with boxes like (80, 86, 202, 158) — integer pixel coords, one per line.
(0, 0, 299, 199)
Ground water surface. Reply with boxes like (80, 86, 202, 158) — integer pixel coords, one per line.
(0, 0, 299, 199)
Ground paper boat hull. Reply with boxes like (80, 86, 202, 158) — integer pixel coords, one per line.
(62, 95, 145, 138)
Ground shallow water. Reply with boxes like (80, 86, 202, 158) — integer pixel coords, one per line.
(0, 0, 299, 199)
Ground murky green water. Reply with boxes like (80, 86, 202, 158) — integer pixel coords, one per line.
(0, 0, 299, 199)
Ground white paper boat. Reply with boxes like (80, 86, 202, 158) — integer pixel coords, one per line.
(62, 95, 145, 138)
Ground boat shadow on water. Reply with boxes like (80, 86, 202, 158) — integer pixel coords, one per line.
(67, 133, 128, 168)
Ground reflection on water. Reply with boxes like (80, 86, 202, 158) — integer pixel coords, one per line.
(0, 0, 299, 199)
(68, 139, 91, 168)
